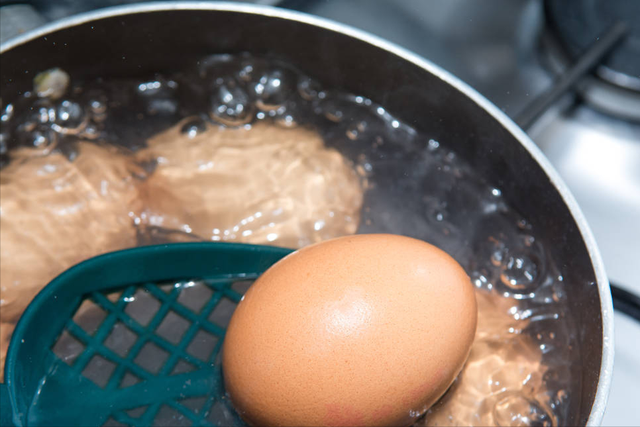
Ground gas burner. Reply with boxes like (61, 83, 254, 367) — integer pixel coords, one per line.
(545, 0, 640, 91)
(543, 0, 640, 121)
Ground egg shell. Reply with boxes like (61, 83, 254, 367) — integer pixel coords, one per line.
(223, 234, 477, 427)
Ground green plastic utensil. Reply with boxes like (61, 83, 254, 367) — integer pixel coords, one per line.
(0, 242, 293, 427)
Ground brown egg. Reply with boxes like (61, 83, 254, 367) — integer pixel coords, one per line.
(223, 234, 477, 427)
(0, 143, 144, 380)
(136, 121, 363, 248)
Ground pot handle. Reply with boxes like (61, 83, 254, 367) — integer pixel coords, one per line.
(0, 383, 15, 427)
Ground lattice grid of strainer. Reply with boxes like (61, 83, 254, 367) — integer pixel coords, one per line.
(51, 278, 254, 427)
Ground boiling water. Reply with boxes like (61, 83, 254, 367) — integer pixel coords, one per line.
(0, 54, 577, 426)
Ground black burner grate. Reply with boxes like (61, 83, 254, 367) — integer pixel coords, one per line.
(545, 0, 640, 92)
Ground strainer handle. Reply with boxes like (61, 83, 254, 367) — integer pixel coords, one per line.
(0, 384, 14, 426)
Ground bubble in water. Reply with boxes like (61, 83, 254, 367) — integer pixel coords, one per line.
(324, 108, 343, 122)
(251, 68, 295, 111)
(180, 118, 208, 138)
(424, 197, 449, 226)
(198, 53, 238, 80)
(51, 100, 87, 135)
(517, 218, 532, 230)
(522, 235, 535, 247)
(500, 254, 539, 292)
(297, 76, 325, 101)
(427, 139, 440, 151)
(135, 79, 179, 116)
(17, 126, 58, 153)
(274, 112, 297, 128)
(14, 115, 55, 149)
(136, 80, 163, 96)
(443, 151, 457, 165)
(237, 63, 255, 83)
(1, 103, 14, 122)
(32, 130, 48, 147)
(491, 244, 508, 267)
(236, 55, 273, 84)
(89, 99, 107, 115)
(493, 394, 554, 427)
(470, 270, 492, 289)
(551, 279, 566, 303)
(209, 80, 254, 126)
(80, 123, 100, 140)
(37, 106, 55, 124)
(346, 120, 367, 141)
(89, 99, 108, 123)
(320, 99, 347, 123)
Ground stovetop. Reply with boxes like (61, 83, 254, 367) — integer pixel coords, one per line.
(1, 0, 639, 425)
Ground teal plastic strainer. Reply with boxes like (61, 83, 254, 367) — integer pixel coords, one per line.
(0, 242, 293, 427)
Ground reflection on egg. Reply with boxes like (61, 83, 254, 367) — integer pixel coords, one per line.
(223, 234, 477, 427)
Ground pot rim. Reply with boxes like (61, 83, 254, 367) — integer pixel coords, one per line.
(0, 2, 614, 425)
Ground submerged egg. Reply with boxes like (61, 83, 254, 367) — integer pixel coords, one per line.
(223, 234, 477, 427)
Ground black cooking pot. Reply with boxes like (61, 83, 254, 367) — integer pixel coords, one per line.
(0, 3, 613, 426)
